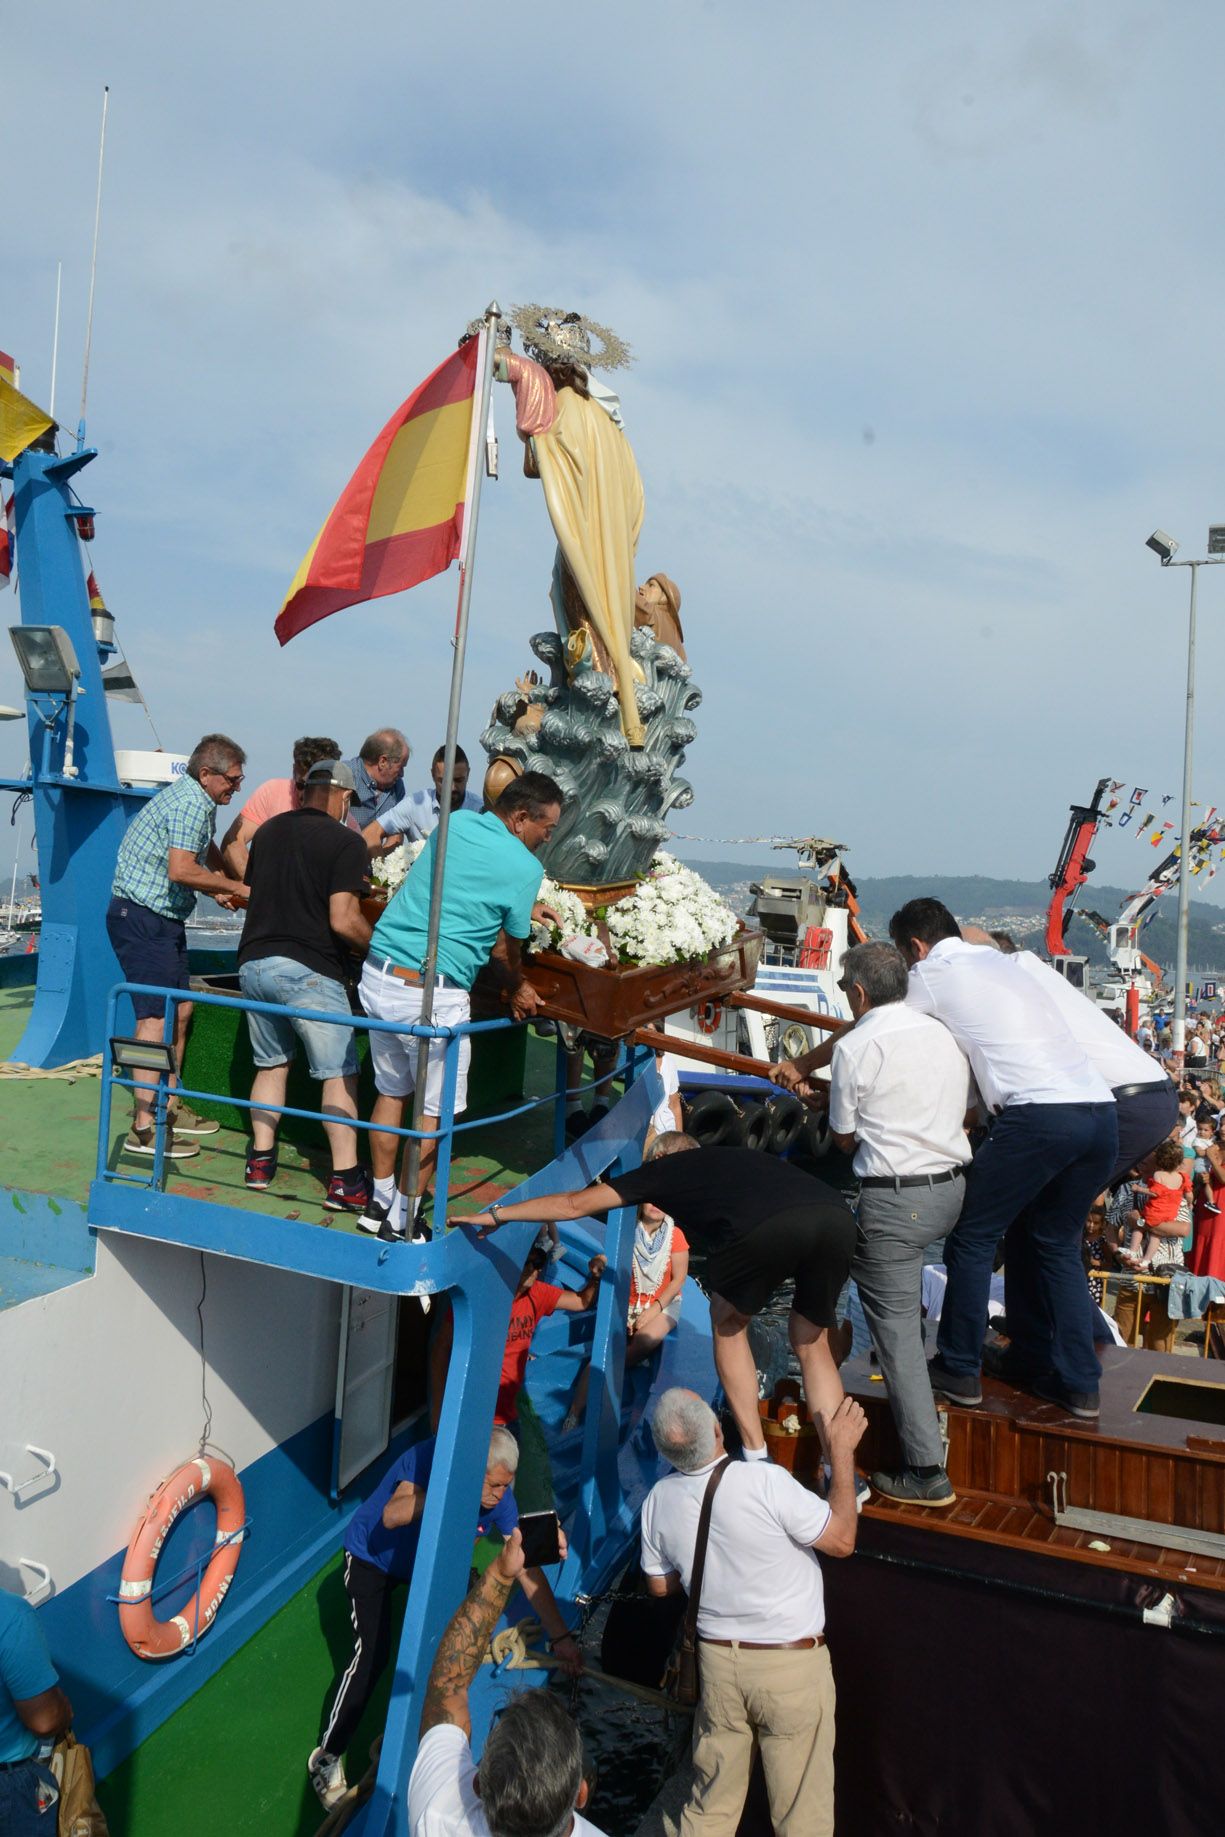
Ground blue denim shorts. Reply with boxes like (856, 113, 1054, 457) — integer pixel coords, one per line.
(107, 896, 190, 1019)
(239, 956, 358, 1081)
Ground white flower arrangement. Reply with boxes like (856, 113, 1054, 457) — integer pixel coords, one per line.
(370, 837, 426, 896)
(531, 878, 590, 952)
(530, 853, 738, 969)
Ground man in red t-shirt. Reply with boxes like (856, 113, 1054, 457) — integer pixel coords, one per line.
(429, 1244, 606, 1429)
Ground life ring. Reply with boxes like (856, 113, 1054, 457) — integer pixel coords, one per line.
(118, 1457, 245, 1660)
(696, 1000, 723, 1035)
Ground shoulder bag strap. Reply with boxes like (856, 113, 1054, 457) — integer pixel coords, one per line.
(682, 1455, 734, 1650)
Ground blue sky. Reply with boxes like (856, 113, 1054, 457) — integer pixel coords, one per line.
(5, 2, 1225, 901)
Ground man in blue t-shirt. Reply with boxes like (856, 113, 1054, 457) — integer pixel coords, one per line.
(308, 1426, 580, 1812)
(0, 1590, 73, 1834)
(357, 771, 564, 1239)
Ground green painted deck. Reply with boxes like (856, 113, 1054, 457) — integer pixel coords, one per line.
(95, 1548, 400, 1837)
(0, 985, 560, 1232)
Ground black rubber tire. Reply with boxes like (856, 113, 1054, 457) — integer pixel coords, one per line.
(766, 1094, 805, 1155)
(797, 1110, 831, 1161)
(737, 1099, 772, 1153)
(686, 1089, 743, 1147)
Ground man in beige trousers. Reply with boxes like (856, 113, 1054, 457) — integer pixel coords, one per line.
(640, 1388, 865, 1835)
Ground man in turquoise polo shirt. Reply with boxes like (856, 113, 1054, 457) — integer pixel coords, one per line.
(0, 1590, 73, 1833)
(357, 771, 564, 1238)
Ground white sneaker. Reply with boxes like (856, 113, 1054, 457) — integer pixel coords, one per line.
(308, 1747, 347, 1810)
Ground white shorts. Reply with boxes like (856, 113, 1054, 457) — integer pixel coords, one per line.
(358, 961, 471, 1116)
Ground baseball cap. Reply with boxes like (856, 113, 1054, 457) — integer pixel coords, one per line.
(303, 759, 356, 791)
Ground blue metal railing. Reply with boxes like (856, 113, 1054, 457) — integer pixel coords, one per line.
(99, 979, 626, 1221)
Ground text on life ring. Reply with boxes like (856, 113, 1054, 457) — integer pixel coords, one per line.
(117, 1457, 245, 1660)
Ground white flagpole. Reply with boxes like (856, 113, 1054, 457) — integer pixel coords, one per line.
(402, 302, 500, 1217)
(49, 262, 63, 424)
(78, 85, 110, 446)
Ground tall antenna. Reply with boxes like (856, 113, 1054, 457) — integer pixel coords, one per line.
(78, 84, 110, 446)
(48, 261, 63, 424)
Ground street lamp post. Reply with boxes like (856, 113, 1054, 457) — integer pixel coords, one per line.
(1146, 527, 1225, 1067)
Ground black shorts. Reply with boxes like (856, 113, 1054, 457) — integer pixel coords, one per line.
(106, 897, 190, 1019)
(704, 1202, 856, 1327)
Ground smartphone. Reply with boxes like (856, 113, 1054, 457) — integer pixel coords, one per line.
(518, 1510, 562, 1567)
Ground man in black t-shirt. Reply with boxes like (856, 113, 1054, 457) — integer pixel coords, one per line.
(238, 760, 374, 1214)
(463, 1135, 856, 1460)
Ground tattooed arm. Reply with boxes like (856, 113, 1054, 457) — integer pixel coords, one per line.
(419, 1528, 527, 1739)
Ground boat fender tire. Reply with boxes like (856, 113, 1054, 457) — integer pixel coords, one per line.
(118, 1457, 245, 1661)
(737, 1099, 772, 1153)
(798, 1110, 832, 1162)
(766, 1095, 805, 1156)
(686, 1089, 742, 1148)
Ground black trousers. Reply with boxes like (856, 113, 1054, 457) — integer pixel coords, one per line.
(320, 1552, 397, 1760)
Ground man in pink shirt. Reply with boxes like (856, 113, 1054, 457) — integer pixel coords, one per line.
(221, 736, 344, 877)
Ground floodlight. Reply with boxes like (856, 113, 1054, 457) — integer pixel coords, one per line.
(8, 625, 81, 694)
(109, 1036, 177, 1077)
(1146, 531, 1179, 563)
(0, 706, 23, 721)
(1208, 525, 1225, 556)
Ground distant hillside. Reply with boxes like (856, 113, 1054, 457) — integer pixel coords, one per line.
(677, 861, 1225, 975)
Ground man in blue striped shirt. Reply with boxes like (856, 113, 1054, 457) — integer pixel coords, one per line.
(107, 733, 249, 1158)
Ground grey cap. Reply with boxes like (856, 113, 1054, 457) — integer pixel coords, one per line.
(303, 759, 356, 791)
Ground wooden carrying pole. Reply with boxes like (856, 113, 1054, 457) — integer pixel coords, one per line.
(636, 1026, 784, 1081)
(727, 990, 849, 1033)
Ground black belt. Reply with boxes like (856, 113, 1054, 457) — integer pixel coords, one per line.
(1112, 1082, 1171, 1101)
(858, 1168, 967, 1190)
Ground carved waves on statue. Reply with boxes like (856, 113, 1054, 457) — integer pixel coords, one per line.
(481, 625, 699, 890)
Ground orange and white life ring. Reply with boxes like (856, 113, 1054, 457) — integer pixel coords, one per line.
(696, 999, 723, 1035)
(118, 1457, 245, 1660)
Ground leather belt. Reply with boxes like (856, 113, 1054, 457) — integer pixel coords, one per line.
(699, 1635, 824, 1649)
(379, 960, 459, 991)
(858, 1168, 967, 1190)
(1111, 1081, 1172, 1101)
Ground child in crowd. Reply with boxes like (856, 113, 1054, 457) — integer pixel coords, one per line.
(562, 1196, 690, 1433)
(1123, 1139, 1191, 1269)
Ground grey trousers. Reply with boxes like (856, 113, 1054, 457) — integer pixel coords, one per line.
(853, 1177, 966, 1469)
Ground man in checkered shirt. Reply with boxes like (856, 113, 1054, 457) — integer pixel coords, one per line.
(107, 733, 249, 1159)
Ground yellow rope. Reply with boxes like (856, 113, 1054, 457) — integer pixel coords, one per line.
(0, 1056, 103, 1081)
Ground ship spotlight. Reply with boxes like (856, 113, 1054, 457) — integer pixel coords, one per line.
(8, 625, 81, 694)
(1146, 530, 1179, 563)
(109, 1036, 177, 1078)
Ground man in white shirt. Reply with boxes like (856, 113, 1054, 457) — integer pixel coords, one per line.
(890, 899, 1118, 1420)
(408, 1527, 605, 1837)
(364, 744, 483, 853)
(641, 1387, 865, 1837)
(828, 942, 972, 1508)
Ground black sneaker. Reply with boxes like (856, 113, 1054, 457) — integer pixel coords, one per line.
(324, 1169, 374, 1215)
(1027, 1375, 1100, 1420)
(244, 1150, 278, 1191)
(870, 1468, 957, 1509)
(981, 1342, 1046, 1385)
(927, 1357, 982, 1407)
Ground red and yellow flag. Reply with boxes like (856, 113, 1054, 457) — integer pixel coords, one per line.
(275, 341, 479, 645)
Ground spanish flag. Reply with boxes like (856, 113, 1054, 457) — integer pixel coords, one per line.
(275, 340, 480, 645)
(0, 351, 55, 465)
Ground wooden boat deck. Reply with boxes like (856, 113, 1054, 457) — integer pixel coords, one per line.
(839, 1344, 1225, 1592)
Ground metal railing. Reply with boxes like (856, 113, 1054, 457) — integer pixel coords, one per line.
(98, 980, 625, 1221)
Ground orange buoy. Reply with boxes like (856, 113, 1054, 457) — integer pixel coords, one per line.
(696, 999, 723, 1035)
(118, 1457, 245, 1660)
